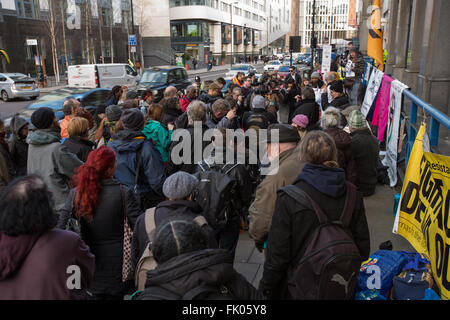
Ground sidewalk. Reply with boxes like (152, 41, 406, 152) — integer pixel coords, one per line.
(234, 183, 415, 289)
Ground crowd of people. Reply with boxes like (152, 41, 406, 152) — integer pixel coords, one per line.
(0, 48, 387, 300)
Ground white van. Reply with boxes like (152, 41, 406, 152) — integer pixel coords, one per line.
(67, 64, 138, 89)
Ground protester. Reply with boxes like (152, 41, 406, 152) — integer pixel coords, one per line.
(346, 47, 366, 106)
(199, 82, 222, 107)
(248, 124, 305, 253)
(341, 105, 361, 132)
(240, 76, 253, 111)
(134, 220, 262, 300)
(58, 146, 142, 300)
(131, 171, 217, 270)
(290, 86, 321, 129)
(215, 77, 227, 98)
(95, 105, 123, 147)
(285, 66, 302, 86)
(143, 104, 172, 163)
(63, 117, 95, 162)
(291, 114, 309, 140)
(161, 97, 183, 127)
(348, 110, 380, 197)
(7, 115, 28, 177)
(321, 80, 349, 111)
(301, 77, 311, 89)
(232, 72, 245, 87)
(60, 98, 83, 139)
(283, 78, 301, 122)
(0, 119, 15, 191)
(195, 128, 253, 261)
(125, 90, 140, 108)
(0, 175, 95, 299)
(310, 72, 324, 89)
(242, 95, 277, 130)
(122, 99, 139, 110)
(321, 107, 357, 184)
(27, 107, 83, 211)
(259, 131, 370, 299)
(89, 104, 107, 142)
(180, 85, 197, 112)
(105, 85, 123, 107)
(206, 99, 238, 129)
(108, 109, 166, 210)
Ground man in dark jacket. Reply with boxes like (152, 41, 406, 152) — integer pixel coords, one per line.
(321, 80, 349, 111)
(27, 108, 83, 211)
(8, 115, 29, 177)
(108, 109, 166, 209)
(0, 119, 16, 191)
(348, 110, 380, 197)
(285, 66, 302, 86)
(198, 82, 222, 107)
(290, 86, 321, 128)
(259, 131, 370, 299)
(242, 95, 277, 130)
(131, 171, 217, 269)
(283, 78, 301, 122)
(205, 99, 239, 129)
(195, 128, 253, 262)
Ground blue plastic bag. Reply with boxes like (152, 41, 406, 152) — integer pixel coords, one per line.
(355, 290, 387, 300)
(356, 250, 409, 297)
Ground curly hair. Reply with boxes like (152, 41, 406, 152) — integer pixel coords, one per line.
(0, 175, 57, 236)
(72, 146, 116, 222)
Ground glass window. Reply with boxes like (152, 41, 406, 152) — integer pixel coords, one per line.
(125, 65, 135, 75)
(187, 23, 199, 37)
(16, 0, 39, 18)
(81, 91, 110, 107)
(140, 70, 168, 84)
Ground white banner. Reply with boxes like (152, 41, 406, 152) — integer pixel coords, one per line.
(382, 80, 408, 187)
(361, 68, 383, 117)
(322, 45, 332, 74)
(364, 64, 372, 83)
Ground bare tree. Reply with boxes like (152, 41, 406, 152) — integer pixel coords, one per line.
(97, 0, 104, 63)
(135, 0, 147, 68)
(60, 1, 69, 71)
(44, 0, 60, 84)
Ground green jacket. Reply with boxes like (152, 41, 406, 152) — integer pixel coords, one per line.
(142, 120, 172, 162)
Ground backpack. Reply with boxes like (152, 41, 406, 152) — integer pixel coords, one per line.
(246, 112, 270, 132)
(193, 161, 239, 230)
(136, 284, 235, 300)
(134, 207, 208, 291)
(281, 182, 362, 300)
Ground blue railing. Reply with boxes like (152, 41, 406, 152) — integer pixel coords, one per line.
(362, 60, 450, 171)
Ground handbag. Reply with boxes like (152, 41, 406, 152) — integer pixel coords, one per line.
(120, 184, 134, 283)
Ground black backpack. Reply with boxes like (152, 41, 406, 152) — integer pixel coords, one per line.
(135, 284, 235, 300)
(193, 161, 238, 230)
(281, 182, 362, 300)
(246, 112, 270, 131)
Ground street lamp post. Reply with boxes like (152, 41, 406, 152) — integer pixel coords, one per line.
(230, 1, 238, 69)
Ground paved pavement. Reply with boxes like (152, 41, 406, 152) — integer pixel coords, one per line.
(234, 183, 415, 289)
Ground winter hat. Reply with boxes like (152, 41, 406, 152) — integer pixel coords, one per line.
(311, 72, 321, 79)
(329, 80, 344, 94)
(96, 104, 107, 116)
(347, 110, 367, 129)
(321, 107, 341, 129)
(252, 95, 266, 110)
(292, 114, 309, 129)
(31, 107, 55, 129)
(264, 124, 300, 144)
(162, 171, 199, 200)
(121, 108, 145, 131)
(106, 105, 123, 122)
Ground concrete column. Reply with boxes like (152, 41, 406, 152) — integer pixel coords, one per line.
(416, 0, 450, 116)
(392, 0, 412, 82)
(404, 0, 426, 92)
(212, 23, 222, 62)
(384, 0, 399, 75)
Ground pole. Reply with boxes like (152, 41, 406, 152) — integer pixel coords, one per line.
(231, 3, 233, 69)
(311, 0, 316, 75)
(130, 0, 136, 63)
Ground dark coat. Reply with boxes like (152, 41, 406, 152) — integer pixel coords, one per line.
(242, 109, 277, 130)
(7, 115, 28, 177)
(108, 130, 166, 196)
(350, 128, 380, 197)
(161, 107, 183, 127)
(63, 136, 95, 162)
(260, 164, 370, 299)
(283, 86, 301, 118)
(198, 93, 221, 107)
(131, 199, 217, 269)
(321, 93, 350, 111)
(291, 98, 321, 128)
(57, 179, 142, 296)
(324, 128, 357, 184)
(136, 249, 263, 300)
(0, 229, 95, 300)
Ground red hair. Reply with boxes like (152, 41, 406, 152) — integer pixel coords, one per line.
(72, 146, 116, 222)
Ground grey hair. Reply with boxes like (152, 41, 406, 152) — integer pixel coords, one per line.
(187, 100, 207, 124)
(321, 106, 341, 129)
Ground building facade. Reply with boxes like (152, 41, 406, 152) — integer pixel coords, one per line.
(0, 0, 139, 77)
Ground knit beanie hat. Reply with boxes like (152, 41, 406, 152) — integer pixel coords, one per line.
(121, 108, 145, 131)
(252, 95, 266, 109)
(311, 72, 321, 79)
(106, 105, 123, 122)
(348, 110, 367, 129)
(163, 171, 199, 200)
(292, 114, 309, 129)
(31, 107, 55, 129)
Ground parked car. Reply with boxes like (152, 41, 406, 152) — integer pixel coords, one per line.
(4, 87, 110, 131)
(67, 63, 139, 89)
(225, 64, 257, 79)
(263, 60, 282, 72)
(278, 66, 291, 80)
(0, 73, 40, 102)
(136, 66, 192, 103)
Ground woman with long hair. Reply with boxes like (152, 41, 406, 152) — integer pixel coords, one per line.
(142, 103, 172, 163)
(58, 146, 142, 300)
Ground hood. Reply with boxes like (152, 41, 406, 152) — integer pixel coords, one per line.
(145, 249, 234, 289)
(143, 120, 164, 136)
(325, 128, 351, 149)
(26, 129, 61, 146)
(296, 163, 347, 198)
(0, 232, 41, 280)
(109, 129, 146, 152)
(9, 115, 29, 138)
(156, 200, 203, 215)
(66, 136, 96, 148)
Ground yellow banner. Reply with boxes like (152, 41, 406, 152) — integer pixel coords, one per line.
(396, 123, 450, 300)
(367, 0, 384, 70)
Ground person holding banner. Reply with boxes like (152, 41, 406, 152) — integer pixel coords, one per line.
(346, 48, 365, 106)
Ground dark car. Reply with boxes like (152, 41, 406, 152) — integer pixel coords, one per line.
(136, 66, 192, 102)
